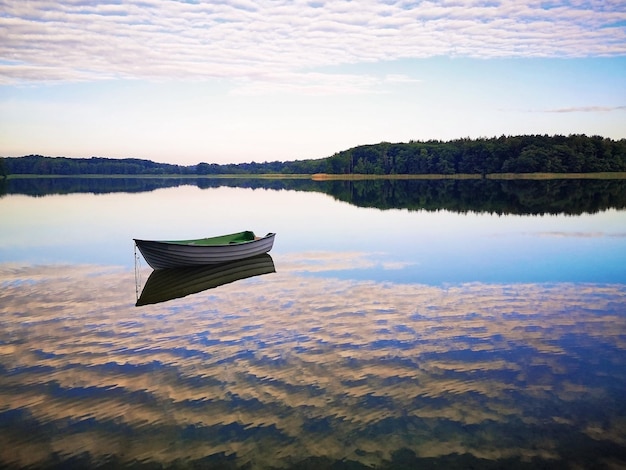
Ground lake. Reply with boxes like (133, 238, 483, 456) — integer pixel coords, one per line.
(1, 178, 625, 469)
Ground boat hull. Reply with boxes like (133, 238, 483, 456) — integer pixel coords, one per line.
(134, 232, 275, 270)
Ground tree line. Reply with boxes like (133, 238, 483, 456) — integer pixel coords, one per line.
(323, 134, 626, 175)
(2, 134, 626, 176)
(1, 156, 191, 176)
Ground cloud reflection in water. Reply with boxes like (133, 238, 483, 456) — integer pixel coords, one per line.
(0, 258, 625, 469)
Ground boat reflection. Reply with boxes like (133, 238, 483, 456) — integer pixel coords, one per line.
(136, 254, 276, 306)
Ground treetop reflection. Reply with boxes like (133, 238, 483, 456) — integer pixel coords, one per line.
(4, 177, 626, 215)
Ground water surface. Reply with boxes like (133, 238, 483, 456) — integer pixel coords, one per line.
(1, 179, 625, 469)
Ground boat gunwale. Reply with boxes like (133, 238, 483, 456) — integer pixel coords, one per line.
(134, 231, 275, 247)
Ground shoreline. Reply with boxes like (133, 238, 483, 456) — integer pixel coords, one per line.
(5, 172, 626, 181)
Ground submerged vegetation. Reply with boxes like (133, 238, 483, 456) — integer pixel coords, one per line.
(3, 134, 626, 176)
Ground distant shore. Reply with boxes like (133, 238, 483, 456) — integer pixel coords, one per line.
(311, 172, 626, 180)
(6, 172, 626, 180)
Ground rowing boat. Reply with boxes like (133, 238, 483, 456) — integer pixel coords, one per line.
(134, 230, 275, 270)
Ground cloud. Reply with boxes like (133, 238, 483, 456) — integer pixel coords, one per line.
(381, 260, 417, 270)
(228, 71, 421, 96)
(1, 0, 625, 90)
(528, 231, 626, 238)
(277, 251, 379, 272)
(275, 251, 417, 272)
(230, 71, 384, 96)
(545, 105, 626, 113)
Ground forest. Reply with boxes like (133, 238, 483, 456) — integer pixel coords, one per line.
(2, 134, 626, 176)
(322, 134, 626, 175)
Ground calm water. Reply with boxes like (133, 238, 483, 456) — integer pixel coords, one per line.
(1, 179, 625, 469)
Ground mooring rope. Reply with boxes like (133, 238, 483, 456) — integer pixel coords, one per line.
(134, 242, 142, 301)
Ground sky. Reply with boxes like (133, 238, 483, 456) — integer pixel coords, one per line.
(1, 0, 625, 165)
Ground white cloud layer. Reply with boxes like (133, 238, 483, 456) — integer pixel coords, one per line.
(1, 0, 625, 88)
(545, 105, 626, 113)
